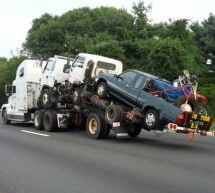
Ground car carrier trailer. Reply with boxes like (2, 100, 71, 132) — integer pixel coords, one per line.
(1, 57, 214, 141)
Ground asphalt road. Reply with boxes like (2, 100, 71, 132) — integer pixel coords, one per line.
(0, 119, 215, 193)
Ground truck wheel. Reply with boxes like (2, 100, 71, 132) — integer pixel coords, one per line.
(127, 125, 142, 137)
(43, 111, 58, 132)
(105, 105, 121, 124)
(2, 109, 11, 125)
(143, 109, 160, 130)
(41, 89, 55, 109)
(34, 110, 44, 130)
(100, 113, 110, 139)
(86, 113, 107, 139)
(173, 96, 200, 113)
(72, 87, 82, 105)
(96, 82, 108, 99)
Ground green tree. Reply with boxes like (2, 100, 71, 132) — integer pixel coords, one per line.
(190, 13, 215, 65)
(0, 56, 26, 107)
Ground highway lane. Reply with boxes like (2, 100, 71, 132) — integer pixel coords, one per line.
(0, 119, 215, 193)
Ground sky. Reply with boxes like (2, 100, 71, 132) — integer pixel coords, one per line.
(0, 0, 214, 58)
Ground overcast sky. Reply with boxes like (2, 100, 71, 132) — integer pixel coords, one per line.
(0, 0, 214, 58)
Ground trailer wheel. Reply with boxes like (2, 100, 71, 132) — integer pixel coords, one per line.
(105, 105, 124, 125)
(72, 87, 82, 105)
(127, 125, 142, 137)
(86, 113, 107, 139)
(96, 82, 108, 99)
(34, 110, 44, 130)
(2, 109, 11, 125)
(41, 89, 55, 109)
(173, 96, 200, 113)
(43, 111, 58, 132)
(143, 109, 160, 130)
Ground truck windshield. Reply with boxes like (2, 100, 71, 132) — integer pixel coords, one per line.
(72, 56, 85, 67)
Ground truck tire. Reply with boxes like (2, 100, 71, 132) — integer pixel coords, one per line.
(41, 89, 55, 109)
(143, 109, 160, 130)
(43, 111, 58, 132)
(173, 96, 200, 113)
(105, 105, 123, 125)
(96, 82, 108, 99)
(34, 110, 44, 130)
(100, 113, 110, 139)
(72, 87, 82, 105)
(127, 125, 142, 137)
(2, 109, 11, 125)
(86, 113, 107, 139)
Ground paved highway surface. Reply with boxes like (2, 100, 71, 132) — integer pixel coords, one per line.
(0, 119, 215, 193)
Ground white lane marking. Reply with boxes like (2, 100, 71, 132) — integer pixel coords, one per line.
(21, 130, 50, 137)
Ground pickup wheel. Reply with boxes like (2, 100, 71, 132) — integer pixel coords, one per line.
(72, 87, 82, 105)
(2, 109, 11, 125)
(43, 111, 58, 132)
(34, 110, 44, 130)
(127, 124, 142, 137)
(143, 109, 160, 130)
(86, 113, 108, 139)
(41, 89, 55, 109)
(96, 82, 108, 99)
(173, 96, 200, 113)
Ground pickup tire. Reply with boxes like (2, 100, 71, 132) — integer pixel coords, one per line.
(127, 124, 142, 137)
(143, 109, 160, 130)
(43, 111, 58, 132)
(86, 113, 109, 139)
(2, 109, 11, 125)
(173, 96, 200, 113)
(34, 110, 44, 130)
(96, 82, 108, 99)
(105, 105, 125, 125)
(41, 89, 55, 109)
(72, 87, 82, 105)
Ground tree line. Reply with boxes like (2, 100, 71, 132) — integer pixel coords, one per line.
(1, 1, 215, 116)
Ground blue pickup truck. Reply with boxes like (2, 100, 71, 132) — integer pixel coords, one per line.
(95, 69, 213, 132)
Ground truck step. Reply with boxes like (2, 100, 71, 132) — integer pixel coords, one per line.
(112, 123, 129, 138)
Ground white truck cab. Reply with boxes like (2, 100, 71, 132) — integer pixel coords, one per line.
(69, 53, 123, 85)
(1, 59, 45, 123)
(40, 55, 73, 89)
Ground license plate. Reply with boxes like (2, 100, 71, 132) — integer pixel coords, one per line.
(187, 114, 213, 130)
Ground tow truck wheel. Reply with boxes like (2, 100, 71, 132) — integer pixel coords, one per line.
(143, 109, 160, 130)
(127, 125, 142, 137)
(43, 111, 58, 132)
(86, 113, 107, 139)
(2, 109, 11, 125)
(34, 110, 44, 130)
(41, 89, 55, 109)
(96, 82, 107, 99)
(105, 105, 124, 124)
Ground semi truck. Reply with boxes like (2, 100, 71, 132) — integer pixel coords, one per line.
(1, 54, 214, 140)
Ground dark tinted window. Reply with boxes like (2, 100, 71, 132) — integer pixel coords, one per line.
(19, 67, 24, 77)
